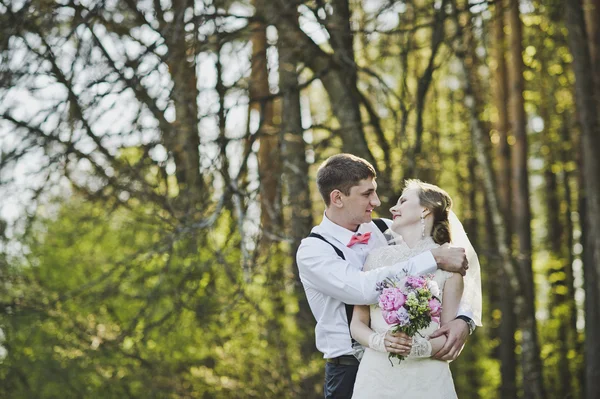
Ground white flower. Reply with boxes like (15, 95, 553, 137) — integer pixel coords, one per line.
(427, 280, 440, 297)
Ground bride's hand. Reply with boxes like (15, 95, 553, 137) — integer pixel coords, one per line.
(384, 331, 412, 355)
(431, 244, 468, 276)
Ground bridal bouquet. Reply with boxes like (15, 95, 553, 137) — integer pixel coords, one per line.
(375, 273, 442, 364)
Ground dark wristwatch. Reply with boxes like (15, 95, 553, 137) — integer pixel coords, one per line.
(456, 315, 476, 335)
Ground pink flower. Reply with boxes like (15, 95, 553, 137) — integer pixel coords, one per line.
(383, 310, 400, 325)
(429, 298, 442, 317)
(379, 288, 406, 311)
(407, 276, 426, 289)
(432, 316, 441, 324)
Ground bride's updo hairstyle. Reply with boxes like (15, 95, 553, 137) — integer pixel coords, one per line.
(403, 179, 453, 245)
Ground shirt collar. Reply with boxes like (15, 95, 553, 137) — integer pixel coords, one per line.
(319, 211, 370, 246)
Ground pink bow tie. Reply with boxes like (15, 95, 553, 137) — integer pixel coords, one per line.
(347, 232, 371, 247)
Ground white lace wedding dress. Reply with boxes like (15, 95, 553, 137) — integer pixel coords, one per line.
(352, 237, 458, 399)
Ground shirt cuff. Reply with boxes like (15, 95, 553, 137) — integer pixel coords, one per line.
(411, 251, 437, 275)
(457, 309, 475, 322)
(391, 250, 437, 275)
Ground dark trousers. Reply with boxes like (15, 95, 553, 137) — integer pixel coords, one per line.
(324, 362, 359, 399)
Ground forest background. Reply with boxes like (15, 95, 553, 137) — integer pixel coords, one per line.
(1, 0, 600, 398)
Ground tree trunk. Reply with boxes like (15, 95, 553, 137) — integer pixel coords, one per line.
(584, 0, 600, 106)
(451, 0, 521, 316)
(581, 187, 600, 399)
(492, 2, 518, 396)
(576, 117, 600, 399)
(506, 1, 546, 397)
(452, 151, 482, 398)
(278, 22, 315, 360)
(250, 0, 283, 243)
(215, 42, 232, 211)
(457, 45, 522, 321)
(563, 7, 600, 398)
(560, 118, 582, 398)
(250, 3, 293, 395)
(451, 2, 546, 397)
(262, 0, 376, 167)
(492, 0, 512, 233)
(405, 0, 448, 179)
(163, 0, 203, 212)
(541, 109, 573, 399)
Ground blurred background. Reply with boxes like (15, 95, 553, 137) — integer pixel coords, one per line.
(1, 0, 599, 397)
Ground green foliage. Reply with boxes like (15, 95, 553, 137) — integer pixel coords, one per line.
(0, 0, 590, 397)
(0, 198, 320, 398)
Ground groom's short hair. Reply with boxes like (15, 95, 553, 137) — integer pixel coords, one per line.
(316, 154, 377, 206)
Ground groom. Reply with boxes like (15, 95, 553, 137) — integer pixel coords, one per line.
(296, 154, 475, 399)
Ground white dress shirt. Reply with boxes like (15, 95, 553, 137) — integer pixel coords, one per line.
(296, 213, 437, 359)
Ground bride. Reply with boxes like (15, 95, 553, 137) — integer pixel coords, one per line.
(350, 180, 481, 399)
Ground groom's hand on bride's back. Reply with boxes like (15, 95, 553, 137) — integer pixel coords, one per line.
(431, 244, 468, 276)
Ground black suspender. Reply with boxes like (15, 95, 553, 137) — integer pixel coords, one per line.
(307, 219, 388, 331)
(308, 232, 357, 336)
(308, 232, 345, 258)
(372, 218, 388, 235)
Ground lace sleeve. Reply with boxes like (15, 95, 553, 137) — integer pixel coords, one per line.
(407, 335, 432, 358)
(368, 331, 387, 352)
(363, 244, 414, 272)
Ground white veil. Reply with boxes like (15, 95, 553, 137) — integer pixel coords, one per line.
(449, 211, 483, 326)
